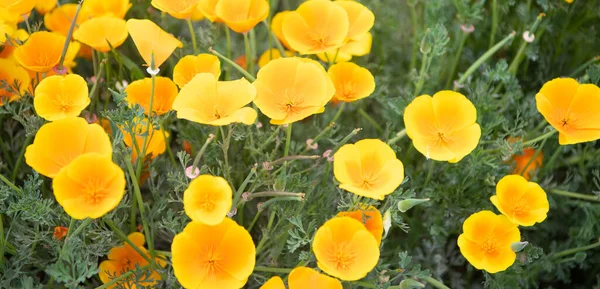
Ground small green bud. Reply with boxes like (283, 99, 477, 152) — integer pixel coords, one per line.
(511, 241, 529, 253)
(397, 198, 430, 213)
(574, 252, 587, 262)
(383, 209, 392, 238)
(419, 29, 432, 54)
(273, 175, 286, 192)
(399, 279, 425, 289)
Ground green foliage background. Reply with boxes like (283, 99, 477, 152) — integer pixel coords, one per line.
(1, 0, 600, 288)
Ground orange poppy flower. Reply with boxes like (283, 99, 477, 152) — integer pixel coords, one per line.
(126, 19, 183, 68)
(33, 74, 90, 121)
(52, 226, 68, 240)
(73, 16, 128, 52)
(258, 48, 294, 68)
(317, 32, 372, 63)
(44, 4, 90, 36)
(253, 57, 334, 125)
(122, 119, 168, 160)
(403, 91, 481, 163)
(173, 73, 257, 126)
(14, 31, 64, 72)
(0, 0, 35, 15)
(34, 0, 56, 14)
(511, 148, 544, 180)
(82, 0, 131, 19)
(25, 117, 112, 178)
(53, 153, 125, 219)
(313, 216, 380, 281)
(99, 232, 167, 288)
(270, 11, 294, 51)
(0, 58, 30, 105)
(260, 276, 285, 289)
(282, 0, 349, 54)
(23, 40, 79, 79)
(337, 204, 383, 245)
(171, 218, 256, 289)
(183, 174, 232, 225)
(151, 0, 199, 19)
(457, 211, 521, 273)
(288, 267, 342, 289)
(196, 0, 219, 22)
(215, 0, 269, 33)
(327, 62, 375, 102)
(536, 77, 600, 145)
(235, 55, 247, 69)
(125, 76, 178, 115)
(491, 175, 549, 227)
(334, 0, 374, 41)
(334, 139, 404, 200)
(172, 53, 221, 88)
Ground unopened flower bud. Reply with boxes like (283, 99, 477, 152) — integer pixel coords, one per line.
(383, 209, 392, 238)
(397, 198, 430, 213)
(185, 166, 200, 179)
(510, 241, 529, 253)
(399, 279, 425, 289)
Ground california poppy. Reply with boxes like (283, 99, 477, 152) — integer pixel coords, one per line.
(33, 74, 90, 121)
(14, 31, 64, 72)
(151, 0, 200, 19)
(334, 139, 404, 200)
(491, 175, 549, 227)
(0, 0, 35, 15)
(288, 267, 343, 289)
(196, 0, 220, 22)
(337, 204, 383, 245)
(270, 11, 294, 51)
(253, 57, 334, 125)
(53, 153, 125, 219)
(260, 276, 285, 289)
(313, 216, 380, 281)
(125, 76, 178, 115)
(215, 0, 269, 33)
(457, 211, 521, 273)
(73, 16, 129, 52)
(282, 0, 349, 54)
(328, 62, 375, 102)
(171, 218, 256, 289)
(535, 78, 600, 145)
(126, 19, 183, 68)
(511, 148, 544, 180)
(258, 48, 294, 68)
(317, 32, 372, 63)
(334, 0, 374, 41)
(34, 0, 56, 14)
(173, 73, 257, 126)
(82, 0, 131, 19)
(172, 53, 221, 88)
(183, 175, 232, 225)
(0, 58, 30, 105)
(44, 4, 90, 36)
(403, 91, 481, 163)
(25, 117, 112, 178)
(52, 226, 68, 240)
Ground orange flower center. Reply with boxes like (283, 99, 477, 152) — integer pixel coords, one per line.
(510, 197, 529, 217)
(201, 246, 223, 277)
(309, 34, 327, 50)
(480, 238, 497, 255)
(83, 180, 107, 204)
(196, 192, 217, 211)
(435, 132, 448, 144)
(339, 81, 356, 99)
(561, 118, 569, 129)
(329, 243, 355, 271)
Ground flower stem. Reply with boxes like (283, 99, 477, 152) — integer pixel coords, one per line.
(387, 129, 407, 145)
(58, 218, 92, 261)
(489, 0, 498, 48)
(225, 26, 232, 80)
(523, 129, 556, 146)
(508, 14, 545, 75)
(424, 276, 451, 289)
(253, 266, 293, 274)
(248, 191, 304, 200)
(247, 209, 263, 231)
(414, 52, 429, 96)
(408, 2, 419, 72)
(303, 122, 335, 154)
(0, 174, 22, 195)
(255, 210, 277, 254)
(519, 133, 550, 176)
(262, 20, 286, 58)
(549, 189, 600, 202)
(93, 265, 151, 289)
(445, 31, 469, 89)
(233, 166, 257, 207)
(11, 135, 33, 181)
(160, 124, 177, 167)
(331, 102, 346, 124)
(210, 47, 255, 81)
(332, 128, 362, 153)
(358, 108, 384, 133)
(552, 239, 600, 259)
(186, 18, 198, 55)
(58, 0, 84, 70)
(192, 133, 216, 171)
(0, 214, 5, 267)
(284, 124, 292, 159)
(270, 155, 320, 166)
(456, 31, 516, 86)
(569, 56, 600, 77)
(125, 157, 155, 257)
(244, 32, 254, 76)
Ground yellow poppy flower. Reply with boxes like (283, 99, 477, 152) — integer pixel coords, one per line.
(334, 0, 374, 41)
(258, 48, 294, 68)
(0, 0, 35, 15)
(34, 0, 56, 14)
(327, 62, 375, 102)
(317, 32, 372, 63)
(334, 139, 404, 200)
(270, 11, 294, 51)
(253, 57, 334, 125)
(337, 204, 383, 245)
(288, 267, 343, 289)
(173, 73, 257, 126)
(282, 0, 349, 54)
(196, 0, 219, 22)
(404, 91, 481, 163)
(126, 19, 183, 68)
(44, 4, 90, 36)
(172, 53, 221, 88)
(511, 147, 544, 180)
(457, 211, 521, 274)
(565, 0, 574, 3)
(125, 76, 178, 115)
(172, 218, 256, 289)
(0, 58, 30, 106)
(33, 74, 90, 121)
(99, 232, 167, 288)
(73, 16, 128, 52)
(53, 153, 125, 219)
(215, 0, 269, 33)
(25, 117, 112, 178)
(535, 78, 600, 145)
(313, 216, 380, 281)
(23, 40, 79, 78)
(151, 0, 199, 19)
(14, 31, 64, 72)
(260, 276, 285, 289)
(122, 119, 168, 160)
(183, 175, 232, 225)
(491, 175, 549, 227)
(82, 0, 131, 19)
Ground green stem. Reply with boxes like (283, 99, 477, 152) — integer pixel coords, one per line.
(186, 18, 198, 55)
(233, 166, 257, 207)
(552, 240, 600, 259)
(519, 134, 549, 176)
(191, 134, 216, 171)
(569, 56, 600, 77)
(135, 54, 157, 182)
(549, 189, 600, 202)
(253, 266, 293, 274)
(93, 265, 151, 289)
(225, 26, 232, 80)
(284, 123, 292, 158)
(332, 128, 362, 153)
(424, 276, 451, 289)
(247, 209, 262, 232)
(0, 173, 22, 195)
(423, 161, 435, 188)
(358, 108, 384, 133)
(89, 60, 106, 103)
(11, 135, 33, 181)
(244, 32, 254, 76)
(489, 0, 498, 48)
(414, 52, 429, 96)
(331, 102, 346, 124)
(210, 47, 255, 81)
(125, 157, 155, 257)
(220, 126, 233, 188)
(508, 14, 545, 75)
(248, 191, 305, 199)
(255, 211, 276, 254)
(303, 122, 335, 154)
(457, 32, 516, 86)
(160, 124, 177, 167)
(262, 21, 286, 58)
(104, 218, 163, 274)
(0, 214, 5, 267)
(523, 129, 556, 146)
(256, 126, 282, 153)
(58, 0, 83, 70)
(408, 2, 419, 72)
(59, 218, 92, 261)
(445, 31, 468, 89)
(387, 129, 407, 145)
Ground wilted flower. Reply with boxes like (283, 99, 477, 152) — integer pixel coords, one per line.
(126, 19, 183, 68)
(125, 76, 178, 115)
(83, 0, 132, 19)
(14, 31, 64, 72)
(53, 153, 125, 219)
(328, 62, 375, 102)
(334, 139, 404, 200)
(33, 74, 90, 121)
(173, 73, 257, 126)
(337, 204, 384, 245)
(313, 216, 380, 281)
(151, 0, 200, 19)
(253, 57, 334, 124)
(172, 53, 221, 88)
(403, 90, 481, 163)
(73, 16, 129, 52)
(282, 0, 349, 54)
(25, 117, 112, 178)
(183, 174, 232, 225)
(172, 218, 256, 289)
(258, 48, 294, 68)
(535, 78, 600, 145)
(0, 58, 30, 105)
(288, 267, 343, 289)
(215, 0, 269, 33)
(491, 175, 549, 226)
(457, 211, 521, 274)
(44, 4, 90, 36)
